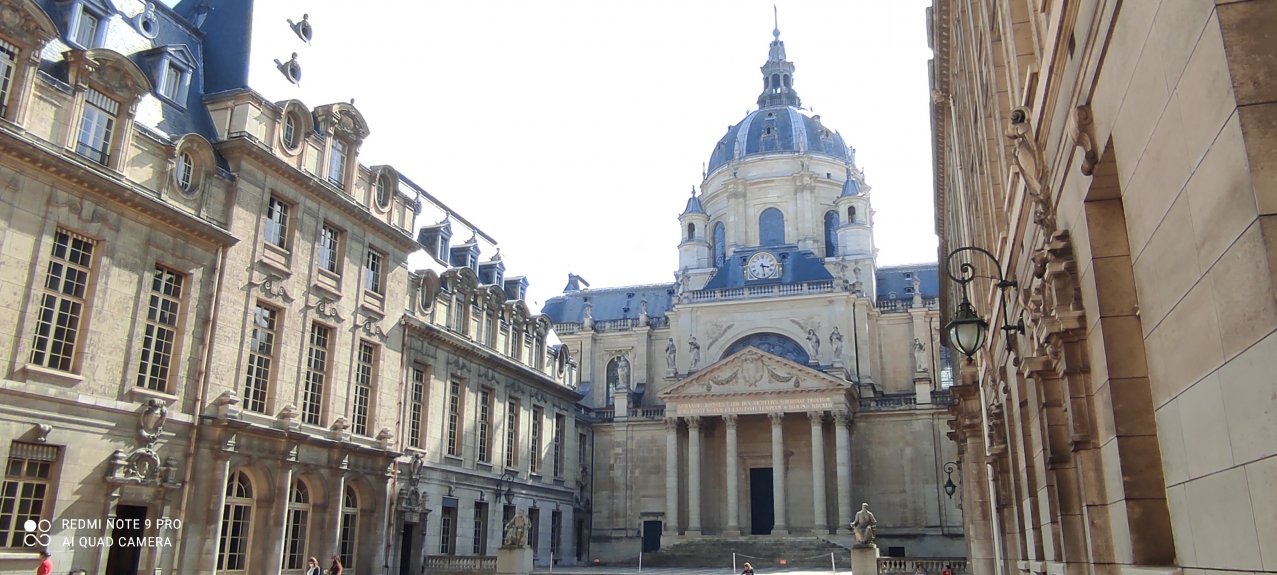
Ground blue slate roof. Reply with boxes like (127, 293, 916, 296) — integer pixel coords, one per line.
(174, 0, 253, 94)
(542, 283, 676, 325)
(707, 106, 851, 176)
(841, 176, 863, 196)
(702, 247, 834, 290)
(875, 264, 940, 300)
(681, 194, 706, 216)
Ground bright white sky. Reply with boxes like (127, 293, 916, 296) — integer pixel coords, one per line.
(195, 0, 939, 309)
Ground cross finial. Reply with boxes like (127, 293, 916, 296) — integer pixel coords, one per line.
(773, 5, 780, 39)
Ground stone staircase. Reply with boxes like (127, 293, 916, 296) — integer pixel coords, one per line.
(639, 536, 851, 569)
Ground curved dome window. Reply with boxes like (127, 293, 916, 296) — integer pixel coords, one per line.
(282, 112, 300, 150)
(723, 333, 809, 365)
(824, 210, 839, 257)
(176, 152, 194, 192)
(759, 208, 785, 246)
(375, 173, 392, 210)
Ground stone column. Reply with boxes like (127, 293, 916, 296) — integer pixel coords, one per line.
(329, 473, 349, 555)
(769, 412, 788, 535)
(687, 416, 703, 535)
(664, 417, 679, 534)
(834, 411, 853, 533)
(724, 414, 740, 536)
(808, 411, 828, 532)
(269, 465, 295, 571)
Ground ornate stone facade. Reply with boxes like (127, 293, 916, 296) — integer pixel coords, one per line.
(930, 2, 1277, 575)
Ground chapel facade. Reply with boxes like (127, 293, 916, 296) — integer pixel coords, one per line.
(543, 26, 963, 560)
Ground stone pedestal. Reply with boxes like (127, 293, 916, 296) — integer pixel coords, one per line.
(851, 544, 879, 575)
(496, 545, 534, 575)
(914, 375, 933, 404)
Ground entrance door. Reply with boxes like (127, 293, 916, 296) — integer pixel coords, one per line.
(749, 468, 774, 535)
(104, 504, 147, 575)
(641, 520, 662, 552)
(398, 523, 416, 575)
(575, 518, 587, 561)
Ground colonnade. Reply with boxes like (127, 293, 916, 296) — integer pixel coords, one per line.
(664, 410, 853, 536)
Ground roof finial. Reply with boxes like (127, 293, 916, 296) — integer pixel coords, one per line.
(773, 4, 780, 39)
(690, 185, 696, 197)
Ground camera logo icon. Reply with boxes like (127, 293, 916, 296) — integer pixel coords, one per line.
(23, 519, 51, 548)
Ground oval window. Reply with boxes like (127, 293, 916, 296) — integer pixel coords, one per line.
(176, 151, 195, 192)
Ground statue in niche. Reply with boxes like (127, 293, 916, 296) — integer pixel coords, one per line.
(638, 298, 649, 326)
(806, 328, 821, 359)
(829, 327, 844, 360)
(614, 354, 631, 391)
(581, 301, 593, 329)
(912, 275, 923, 307)
(914, 338, 928, 372)
(688, 336, 701, 369)
(503, 510, 531, 547)
(852, 503, 878, 545)
(665, 338, 677, 371)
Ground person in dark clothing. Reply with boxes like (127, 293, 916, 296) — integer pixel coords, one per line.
(329, 555, 343, 575)
(741, 562, 755, 575)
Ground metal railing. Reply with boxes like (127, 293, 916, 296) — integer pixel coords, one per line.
(878, 558, 968, 575)
(690, 280, 835, 303)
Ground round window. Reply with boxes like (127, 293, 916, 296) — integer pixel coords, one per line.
(176, 152, 195, 192)
(376, 174, 392, 209)
(282, 112, 300, 150)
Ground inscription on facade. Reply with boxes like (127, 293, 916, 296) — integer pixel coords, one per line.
(671, 396, 836, 416)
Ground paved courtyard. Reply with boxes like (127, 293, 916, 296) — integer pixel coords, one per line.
(534, 568, 852, 575)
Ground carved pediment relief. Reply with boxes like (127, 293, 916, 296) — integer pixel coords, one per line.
(65, 49, 152, 103)
(0, 0, 58, 47)
(661, 347, 850, 399)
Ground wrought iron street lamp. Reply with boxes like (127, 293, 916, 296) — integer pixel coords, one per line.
(944, 246, 1024, 358)
(498, 470, 516, 505)
(943, 461, 960, 499)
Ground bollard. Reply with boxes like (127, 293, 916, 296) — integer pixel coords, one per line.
(831, 552, 836, 574)
(733, 552, 737, 575)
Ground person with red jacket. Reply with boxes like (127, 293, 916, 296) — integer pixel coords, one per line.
(35, 550, 52, 575)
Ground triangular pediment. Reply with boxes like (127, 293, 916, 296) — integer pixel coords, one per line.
(661, 347, 851, 399)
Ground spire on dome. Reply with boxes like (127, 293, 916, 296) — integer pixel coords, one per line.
(758, 10, 801, 109)
(681, 186, 706, 216)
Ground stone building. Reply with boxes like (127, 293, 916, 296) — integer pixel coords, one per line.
(929, 2, 1277, 575)
(0, 1, 584, 574)
(543, 25, 962, 562)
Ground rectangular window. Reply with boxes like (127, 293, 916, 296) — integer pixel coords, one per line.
(472, 502, 489, 555)
(529, 406, 543, 474)
(505, 400, 519, 469)
(317, 223, 341, 275)
(352, 341, 376, 436)
(0, 442, 58, 548)
(136, 267, 184, 392)
(528, 508, 540, 557)
(578, 432, 588, 471)
(327, 139, 347, 187)
(76, 89, 117, 165)
(364, 249, 383, 294)
(30, 230, 95, 372)
(302, 323, 330, 426)
(550, 510, 562, 558)
(408, 366, 426, 449)
(338, 507, 356, 568)
(0, 40, 16, 117)
(283, 505, 308, 570)
(243, 302, 278, 413)
(161, 63, 184, 101)
(477, 389, 493, 463)
(446, 380, 463, 457)
(73, 10, 99, 48)
(264, 196, 289, 249)
(552, 413, 565, 478)
(439, 507, 456, 555)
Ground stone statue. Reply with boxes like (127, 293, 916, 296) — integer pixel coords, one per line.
(665, 338, 677, 371)
(503, 510, 531, 547)
(914, 338, 927, 372)
(852, 503, 877, 545)
(677, 267, 691, 295)
(688, 336, 701, 370)
(911, 275, 923, 307)
(829, 327, 844, 360)
(806, 328, 821, 358)
(582, 301, 593, 329)
(614, 354, 631, 391)
(638, 298, 649, 326)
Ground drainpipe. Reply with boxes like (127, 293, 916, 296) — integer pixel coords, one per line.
(170, 241, 227, 574)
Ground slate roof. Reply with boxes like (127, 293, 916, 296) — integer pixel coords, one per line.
(702, 247, 834, 290)
(541, 283, 676, 325)
(706, 106, 852, 176)
(875, 263, 941, 300)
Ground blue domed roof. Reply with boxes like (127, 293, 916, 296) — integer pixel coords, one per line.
(707, 106, 851, 176)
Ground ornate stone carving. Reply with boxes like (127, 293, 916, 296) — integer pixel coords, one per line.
(851, 503, 877, 545)
(913, 338, 928, 373)
(138, 399, 167, 448)
(358, 314, 388, 340)
(503, 511, 531, 547)
(722, 413, 738, 427)
(664, 338, 677, 372)
(0, 0, 58, 47)
(249, 274, 293, 302)
(307, 296, 344, 323)
(33, 424, 52, 443)
(1006, 107, 1056, 234)
(214, 390, 240, 419)
(1068, 105, 1098, 176)
(408, 453, 425, 486)
(687, 336, 701, 369)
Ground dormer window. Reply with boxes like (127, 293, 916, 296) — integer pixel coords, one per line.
(282, 113, 298, 149)
(73, 10, 100, 48)
(158, 61, 191, 106)
(66, 1, 111, 49)
(176, 151, 194, 191)
(373, 168, 398, 211)
(75, 89, 117, 165)
(327, 139, 347, 188)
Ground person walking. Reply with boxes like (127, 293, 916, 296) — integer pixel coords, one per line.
(35, 550, 52, 575)
(305, 557, 322, 575)
(914, 563, 927, 575)
(328, 555, 343, 575)
(741, 561, 755, 575)
(941, 565, 954, 575)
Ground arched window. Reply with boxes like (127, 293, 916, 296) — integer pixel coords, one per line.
(712, 222, 726, 267)
(770, 73, 781, 88)
(848, 206, 857, 223)
(605, 356, 631, 407)
(824, 211, 839, 257)
(723, 333, 810, 364)
(759, 208, 785, 246)
(339, 486, 359, 570)
(218, 470, 254, 572)
(783, 74, 792, 88)
(284, 480, 311, 570)
(686, 223, 695, 242)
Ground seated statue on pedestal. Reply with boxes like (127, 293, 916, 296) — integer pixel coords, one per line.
(503, 511, 531, 547)
(852, 502, 878, 545)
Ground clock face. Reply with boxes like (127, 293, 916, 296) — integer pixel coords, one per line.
(746, 251, 780, 280)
